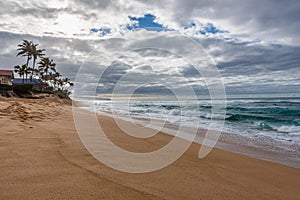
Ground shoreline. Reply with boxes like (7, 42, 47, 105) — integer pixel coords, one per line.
(1, 98, 300, 199)
(90, 109, 300, 169)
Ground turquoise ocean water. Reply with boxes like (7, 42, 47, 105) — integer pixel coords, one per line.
(93, 97, 300, 145)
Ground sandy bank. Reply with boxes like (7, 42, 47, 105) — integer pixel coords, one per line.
(0, 98, 299, 199)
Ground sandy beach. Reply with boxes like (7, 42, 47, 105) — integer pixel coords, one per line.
(0, 97, 300, 200)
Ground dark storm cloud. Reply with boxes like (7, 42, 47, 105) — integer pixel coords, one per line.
(100, 61, 132, 84)
(97, 61, 132, 93)
(172, 0, 300, 44)
(0, 0, 300, 96)
(1, 30, 299, 95)
(180, 65, 201, 78)
(134, 86, 174, 95)
(214, 42, 300, 76)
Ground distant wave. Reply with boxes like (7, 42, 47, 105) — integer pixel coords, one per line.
(93, 97, 300, 145)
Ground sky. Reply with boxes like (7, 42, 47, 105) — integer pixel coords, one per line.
(0, 0, 299, 97)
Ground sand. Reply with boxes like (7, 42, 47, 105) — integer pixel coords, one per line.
(0, 97, 299, 200)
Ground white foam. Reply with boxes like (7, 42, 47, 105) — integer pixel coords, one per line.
(277, 125, 300, 135)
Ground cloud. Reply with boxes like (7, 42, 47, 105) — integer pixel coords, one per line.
(166, 0, 300, 45)
(2, 28, 300, 95)
(0, 0, 299, 96)
(2, 0, 300, 45)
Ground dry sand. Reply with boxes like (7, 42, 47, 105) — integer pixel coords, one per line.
(0, 97, 299, 200)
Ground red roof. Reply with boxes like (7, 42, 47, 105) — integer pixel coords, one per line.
(0, 70, 14, 78)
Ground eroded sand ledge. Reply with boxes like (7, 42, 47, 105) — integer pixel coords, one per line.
(0, 97, 299, 200)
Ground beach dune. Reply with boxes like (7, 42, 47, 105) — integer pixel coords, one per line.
(0, 97, 299, 200)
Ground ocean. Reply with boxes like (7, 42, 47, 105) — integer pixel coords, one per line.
(92, 97, 300, 145)
(74, 95, 300, 167)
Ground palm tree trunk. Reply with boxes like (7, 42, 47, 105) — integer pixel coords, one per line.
(31, 58, 36, 82)
(33, 58, 36, 71)
(26, 56, 30, 67)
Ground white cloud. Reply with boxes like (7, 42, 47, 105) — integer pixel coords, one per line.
(1, 0, 299, 45)
(0, 0, 299, 95)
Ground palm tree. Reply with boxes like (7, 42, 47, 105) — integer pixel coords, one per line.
(60, 77, 74, 91)
(16, 40, 32, 67)
(14, 65, 31, 83)
(38, 57, 56, 80)
(30, 42, 45, 77)
(31, 68, 40, 79)
(48, 72, 61, 88)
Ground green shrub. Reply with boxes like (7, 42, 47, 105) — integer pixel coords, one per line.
(56, 91, 70, 99)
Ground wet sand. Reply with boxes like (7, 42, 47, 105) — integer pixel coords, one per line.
(0, 97, 299, 199)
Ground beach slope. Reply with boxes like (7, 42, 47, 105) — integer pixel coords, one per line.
(0, 98, 299, 200)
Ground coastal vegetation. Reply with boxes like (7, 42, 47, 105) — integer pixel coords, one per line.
(13, 40, 73, 99)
